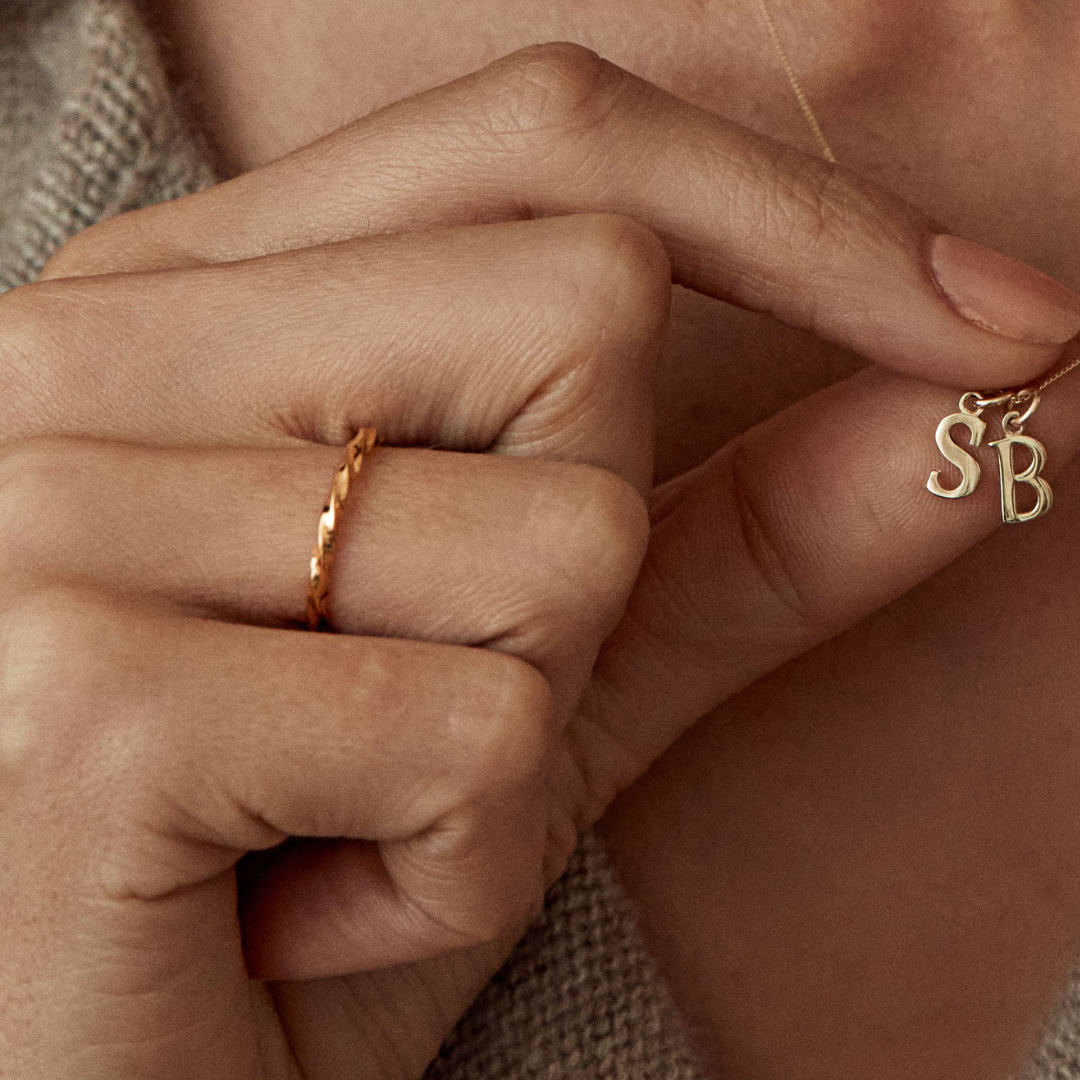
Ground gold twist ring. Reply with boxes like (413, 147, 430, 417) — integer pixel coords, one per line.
(306, 427, 378, 631)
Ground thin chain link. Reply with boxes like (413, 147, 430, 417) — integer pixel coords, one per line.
(756, 0, 838, 164)
(1037, 344, 1080, 393)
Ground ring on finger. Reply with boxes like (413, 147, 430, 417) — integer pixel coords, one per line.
(306, 427, 378, 631)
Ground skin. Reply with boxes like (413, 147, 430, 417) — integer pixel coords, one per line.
(12, 4, 1080, 1075)
(141, 5, 1080, 1079)
(9, 92, 1019, 1068)
(17, 78, 1037, 1068)
(143, 0, 1080, 441)
(0, 210, 667, 1076)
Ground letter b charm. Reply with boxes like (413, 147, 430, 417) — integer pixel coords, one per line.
(989, 435, 1053, 523)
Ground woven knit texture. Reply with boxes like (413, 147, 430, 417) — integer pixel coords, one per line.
(0, 0, 213, 287)
(2, 2, 1080, 1077)
(426, 832, 705, 1080)
(1027, 976, 1080, 1080)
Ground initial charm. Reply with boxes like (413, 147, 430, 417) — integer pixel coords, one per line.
(927, 412, 986, 499)
(927, 390, 1052, 524)
(988, 435, 1053, 524)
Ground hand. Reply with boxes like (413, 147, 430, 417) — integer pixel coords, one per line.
(48, 43, 1080, 787)
(0, 212, 664, 1078)
(22, 43, 1080, 1079)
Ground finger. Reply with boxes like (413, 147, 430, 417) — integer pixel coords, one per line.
(572, 357, 1080, 821)
(0, 442, 647, 721)
(44, 44, 1080, 390)
(1, 588, 553, 980)
(7, 214, 666, 494)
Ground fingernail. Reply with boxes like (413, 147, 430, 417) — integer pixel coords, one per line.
(930, 233, 1080, 346)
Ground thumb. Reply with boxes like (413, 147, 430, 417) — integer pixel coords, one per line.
(573, 352, 1080, 820)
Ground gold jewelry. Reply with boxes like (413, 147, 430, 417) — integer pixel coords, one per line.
(306, 427, 378, 631)
(756, 0, 837, 164)
(926, 356, 1080, 523)
(758, 1, 1076, 523)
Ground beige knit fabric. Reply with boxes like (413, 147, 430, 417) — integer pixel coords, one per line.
(1027, 977, 1080, 1080)
(427, 833, 704, 1080)
(1, 2, 1078, 1077)
(0, 0, 214, 286)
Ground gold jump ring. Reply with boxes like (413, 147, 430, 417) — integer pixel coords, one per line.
(306, 427, 378, 631)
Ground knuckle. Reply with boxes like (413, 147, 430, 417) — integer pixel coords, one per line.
(521, 216, 668, 465)
(0, 440, 86, 586)
(522, 464, 650, 635)
(563, 213, 671, 345)
(455, 652, 553, 801)
(0, 282, 82, 436)
(552, 463, 650, 595)
(540, 215, 669, 402)
(484, 42, 627, 137)
(0, 589, 128, 786)
(502, 215, 667, 490)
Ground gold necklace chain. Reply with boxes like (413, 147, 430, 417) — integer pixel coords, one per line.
(1034, 340, 1080, 393)
(757, 0, 1080, 398)
(755, 0, 837, 163)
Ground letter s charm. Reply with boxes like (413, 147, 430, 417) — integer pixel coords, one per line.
(928, 412, 987, 499)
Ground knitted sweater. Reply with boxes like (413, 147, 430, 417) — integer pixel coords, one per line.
(0, 2, 1076, 1077)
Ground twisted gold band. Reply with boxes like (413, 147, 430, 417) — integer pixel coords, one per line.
(306, 427, 378, 631)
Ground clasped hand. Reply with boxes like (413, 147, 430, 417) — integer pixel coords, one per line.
(1, 44, 1076, 1080)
